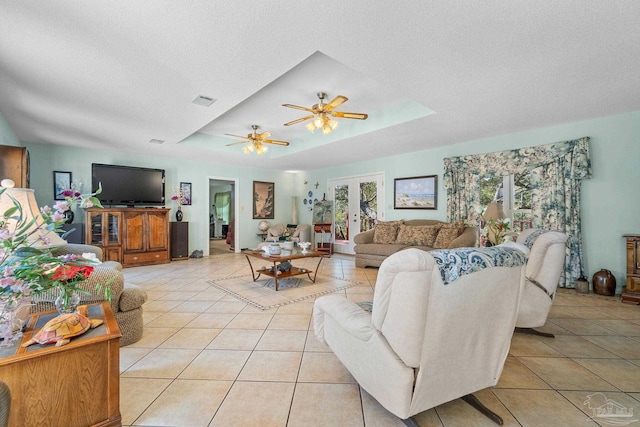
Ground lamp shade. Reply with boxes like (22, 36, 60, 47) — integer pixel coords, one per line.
(0, 186, 67, 249)
(482, 201, 505, 221)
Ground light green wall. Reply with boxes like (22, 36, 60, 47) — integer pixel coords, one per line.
(0, 113, 21, 146)
(5, 110, 640, 292)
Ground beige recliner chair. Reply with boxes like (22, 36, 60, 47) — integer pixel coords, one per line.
(314, 247, 526, 425)
(513, 228, 569, 338)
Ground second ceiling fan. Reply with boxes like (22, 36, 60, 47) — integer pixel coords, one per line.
(225, 125, 289, 155)
(282, 92, 368, 134)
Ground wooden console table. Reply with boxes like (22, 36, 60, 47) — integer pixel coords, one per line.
(0, 302, 122, 426)
(623, 234, 640, 304)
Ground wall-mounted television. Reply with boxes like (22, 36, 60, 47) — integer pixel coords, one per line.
(91, 163, 165, 207)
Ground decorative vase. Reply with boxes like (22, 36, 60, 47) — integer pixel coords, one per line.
(176, 207, 183, 222)
(575, 276, 590, 294)
(64, 209, 74, 224)
(592, 269, 616, 296)
(0, 296, 32, 345)
(55, 288, 81, 314)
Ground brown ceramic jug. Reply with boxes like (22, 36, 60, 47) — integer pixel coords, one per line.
(592, 269, 616, 296)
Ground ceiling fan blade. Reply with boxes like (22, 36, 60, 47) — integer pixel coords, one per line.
(226, 140, 249, 147)
(264, 139, 290, 146)
(325, 95, 348, 111)
(331, 111, 369, 120)
(282, 103, 314, 113)
(224, 133, 249, 139)
(283, 115, 314, 126)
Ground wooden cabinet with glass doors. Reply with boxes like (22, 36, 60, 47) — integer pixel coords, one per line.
(85, 207, 170, 267)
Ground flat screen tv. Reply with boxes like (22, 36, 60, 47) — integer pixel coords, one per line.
(91, 163, 165, 207)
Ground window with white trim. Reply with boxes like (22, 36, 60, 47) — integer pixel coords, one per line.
(480, 171, 533, 231)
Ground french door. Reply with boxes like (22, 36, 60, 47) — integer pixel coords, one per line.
(328, 173, 384, 254)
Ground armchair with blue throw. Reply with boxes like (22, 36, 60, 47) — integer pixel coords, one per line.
(313, 247, 527, 425)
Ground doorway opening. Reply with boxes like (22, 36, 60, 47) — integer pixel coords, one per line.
(209, 177, 237, 256)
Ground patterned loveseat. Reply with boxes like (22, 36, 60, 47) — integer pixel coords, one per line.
(353, 219, 477, 268)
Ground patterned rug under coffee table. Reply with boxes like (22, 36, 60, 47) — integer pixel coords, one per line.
(207, 272, 361, 310)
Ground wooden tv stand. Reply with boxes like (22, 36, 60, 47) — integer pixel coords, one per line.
(85, 207, 171, 267)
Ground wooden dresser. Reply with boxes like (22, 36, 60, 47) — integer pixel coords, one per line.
(0, 302, 122, 426)
(622, 234, 640, 303)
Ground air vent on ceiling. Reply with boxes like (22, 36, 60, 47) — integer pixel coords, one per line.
(149, 139, 165, 144)
(192, 95, 217, 107)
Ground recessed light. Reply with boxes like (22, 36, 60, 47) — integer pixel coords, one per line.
(149, 139, 165, 144)
(192, 95, 217, 107)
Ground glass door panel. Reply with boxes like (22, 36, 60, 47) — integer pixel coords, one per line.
(329, 173, 384, 254)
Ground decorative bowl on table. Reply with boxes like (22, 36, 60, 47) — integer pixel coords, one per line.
(299, 242, 311, 253)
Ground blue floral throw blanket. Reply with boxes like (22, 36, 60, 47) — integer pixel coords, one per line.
(430, 247, 527, 284)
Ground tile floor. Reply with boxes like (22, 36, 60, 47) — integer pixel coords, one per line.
(119, 253, 640, 426)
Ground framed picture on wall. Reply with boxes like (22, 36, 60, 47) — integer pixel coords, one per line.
(180, 182, 192, 205)
(253, 181, 274, 219)
(53, 171, 72, 200)
(393, 175, 437, 209)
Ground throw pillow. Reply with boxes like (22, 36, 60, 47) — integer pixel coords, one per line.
(395, 224, 442, 246)
(373, 221, 403, 244)
(433, 221, 466, 249)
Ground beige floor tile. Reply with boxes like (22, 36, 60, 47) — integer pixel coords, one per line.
(573, 358, 640, 392)
(119, 347, 153, 373)
(210, 381, 295, 427)
(560, 390, 640, 424)
(185, 312, 235, 328)
(226, 313, 274, 329)
(237, 351, 302, 382)
(492, 389, 599, 426)
(206, 300, 248, 313)
(518, 357, 617, 391)
(508, 333, 562, 357)
(159, 328, 221, 349)
(267, 314, 311, 330)
(120, 377, 172, 425)
(541, 334, 620, 358)
(170, 300, 215, 313)
(157, 291, 201, 301)
(179, 349, 251, 380)
(141, 309, 164, 324)
(495, 356, 551, 389)
(591, 319, 640, 336)
(304, 330, 332, 352)
(145, 311, 200, 328)
(360, 389, 409, 427)
(288, 383, 364, 427)
(298, 352, 356, 383)
(143, 299, 183, 312)
(275, 301, 314, 315)
(551, 318, 617, 335)
(435, 389, 520, 426)
(582, 335, 640, 359)
(121, 348, 201, 378)
(206, 328, 263, 350)
(133, 379, 232, 426)
(255, 329, 307, 351)
(126, 327, 179, 348)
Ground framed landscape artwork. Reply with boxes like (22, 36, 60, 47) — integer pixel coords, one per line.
(253, 181, 274, 219)
(53, 171, 72, 200)
(394, 175, 437, 210)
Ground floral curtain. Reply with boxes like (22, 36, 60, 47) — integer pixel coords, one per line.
(443, 137, 591, 287)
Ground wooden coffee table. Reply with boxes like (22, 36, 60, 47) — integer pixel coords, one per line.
(242, 248, 329, 291)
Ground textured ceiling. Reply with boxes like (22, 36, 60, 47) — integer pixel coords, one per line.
(1, 1, 639, 171)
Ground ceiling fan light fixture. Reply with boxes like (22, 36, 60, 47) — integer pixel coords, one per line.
(306, 122, 316, 133)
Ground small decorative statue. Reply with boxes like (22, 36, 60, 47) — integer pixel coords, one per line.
(21, 305, 103, 348)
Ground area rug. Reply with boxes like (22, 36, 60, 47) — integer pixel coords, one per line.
(207, 272, 362, 310)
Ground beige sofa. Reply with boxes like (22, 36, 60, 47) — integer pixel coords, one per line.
(353, 219, 477, 268)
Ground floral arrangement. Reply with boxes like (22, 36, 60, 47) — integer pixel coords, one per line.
(486, 218, 511, 246)
(0, 183, 106, 343)
(171, 187, 184, 208)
